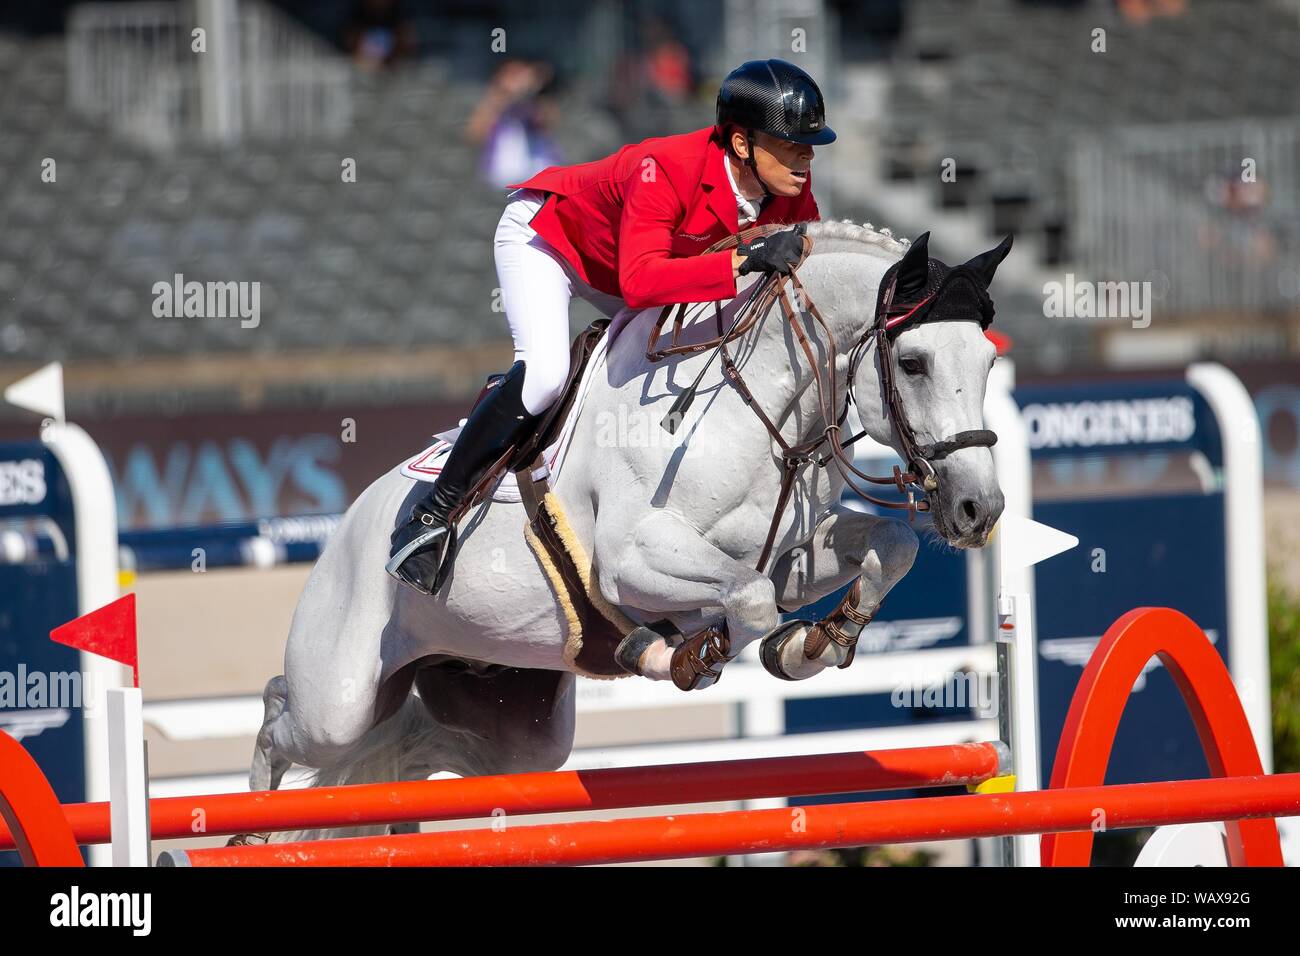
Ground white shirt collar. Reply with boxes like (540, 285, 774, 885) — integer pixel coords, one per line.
(724, 154, 765, 227)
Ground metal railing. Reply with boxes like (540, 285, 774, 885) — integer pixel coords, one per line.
(1071, 118, 1300, 316)
(67, 0, 351, 150)
(67, 2, 194, 147)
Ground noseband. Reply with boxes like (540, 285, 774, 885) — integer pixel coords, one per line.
(646, 225, 997, 573)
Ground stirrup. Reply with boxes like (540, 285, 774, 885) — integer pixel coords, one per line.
(386, 519, 457, 596)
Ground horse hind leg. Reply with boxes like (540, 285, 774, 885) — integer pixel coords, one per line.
(238, 635, 430, 844)
(278, 664, 577, 841)
(243, 664, 575, 844)
(251, 659, 437, 843)
(250, 675, 292, 793)
(265, 688, 446, 843)
(225, 676, 295, 847)
(247, 653, 417, 797)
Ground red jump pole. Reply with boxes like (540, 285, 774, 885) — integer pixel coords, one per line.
(159, 771, 1300, 868)
(0, 741, 1006, 850)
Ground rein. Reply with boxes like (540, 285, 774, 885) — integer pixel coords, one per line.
(645, 224, 996, 574)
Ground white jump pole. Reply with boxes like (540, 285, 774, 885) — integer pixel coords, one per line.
(986, 359, 1076, 867)
(107, 687, 150, 866)
(1185, 363, 1271, 773)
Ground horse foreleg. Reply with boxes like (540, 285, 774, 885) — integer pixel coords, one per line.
(597, 509, 780, 690)
(761, 505, 918, 680)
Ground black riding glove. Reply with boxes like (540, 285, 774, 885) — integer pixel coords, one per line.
(736, 223, 807, 276)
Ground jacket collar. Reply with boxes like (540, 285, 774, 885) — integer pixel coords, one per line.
(702, 134, 740, 232)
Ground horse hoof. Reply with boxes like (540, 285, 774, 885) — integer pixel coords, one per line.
(615, 626, 662, 676)
(760, 620, 817, 681)
(226, 832, 269, 847)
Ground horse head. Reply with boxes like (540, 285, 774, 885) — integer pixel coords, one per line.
(837, 229, 1011, 548)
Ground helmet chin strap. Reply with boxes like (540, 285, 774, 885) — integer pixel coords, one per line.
(744, 129, 775, 199)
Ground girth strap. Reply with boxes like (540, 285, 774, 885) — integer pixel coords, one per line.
(755, 457, 803, 575)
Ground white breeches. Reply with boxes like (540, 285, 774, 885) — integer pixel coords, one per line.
(494, 188, 626, 415)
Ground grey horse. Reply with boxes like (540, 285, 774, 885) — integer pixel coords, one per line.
(249, 221, 1009, 841)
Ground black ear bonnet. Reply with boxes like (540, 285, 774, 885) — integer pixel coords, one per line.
(874, 233, 1012, 338)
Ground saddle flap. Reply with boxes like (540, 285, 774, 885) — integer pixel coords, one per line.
(509, 318, 610, 471)
(399, 319, 611, 504)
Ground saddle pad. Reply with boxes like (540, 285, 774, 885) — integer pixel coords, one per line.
(523, 490, 639, 680)
(398, 330, 611, 501)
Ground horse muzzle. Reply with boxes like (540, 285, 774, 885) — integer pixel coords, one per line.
(929, 478, 1004, 548)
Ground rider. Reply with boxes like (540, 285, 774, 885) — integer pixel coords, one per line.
(387, 58, 837, 595)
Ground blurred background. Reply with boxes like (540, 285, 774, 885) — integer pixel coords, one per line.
(1, 0, 1298, 539)
(2, 0, 1299, 866)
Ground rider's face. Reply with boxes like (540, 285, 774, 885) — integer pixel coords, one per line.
(732, 130, 815, 198)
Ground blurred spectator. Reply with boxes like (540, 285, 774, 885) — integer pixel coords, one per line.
(343, 0, 417, 70)
(640, 14, 694, 105)
(467, 60, 563, 189)
(1199, 165, 1278, 271)
(1115, 0, 1188, 25)
(611, 14, 698, 139)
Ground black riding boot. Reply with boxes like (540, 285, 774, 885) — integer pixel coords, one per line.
(386, 361, 541, 595)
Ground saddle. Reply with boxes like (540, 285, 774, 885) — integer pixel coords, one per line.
(509, 319, 610, 475)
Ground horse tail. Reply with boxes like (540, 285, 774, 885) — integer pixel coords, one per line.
(271, 693, 446, 844)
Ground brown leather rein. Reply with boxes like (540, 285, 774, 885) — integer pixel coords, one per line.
(645, 224, 996, 574)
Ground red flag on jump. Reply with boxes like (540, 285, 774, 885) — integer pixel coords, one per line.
(50, 593, 139, 689)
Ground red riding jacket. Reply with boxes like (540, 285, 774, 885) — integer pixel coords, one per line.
(509, 126, 820, 310)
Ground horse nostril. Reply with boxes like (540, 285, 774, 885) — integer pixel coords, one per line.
(959, 498, 980, 528)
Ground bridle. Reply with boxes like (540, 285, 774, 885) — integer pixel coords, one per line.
(646, 224, 997, 574)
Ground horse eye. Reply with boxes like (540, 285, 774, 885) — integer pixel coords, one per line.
(899, 356, 925, 376)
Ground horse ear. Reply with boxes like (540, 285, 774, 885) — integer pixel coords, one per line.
(896, 232, 931, 299)
(963, 234, 1013, 286)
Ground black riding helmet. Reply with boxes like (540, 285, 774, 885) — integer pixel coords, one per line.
(716, 59, 835, 197)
